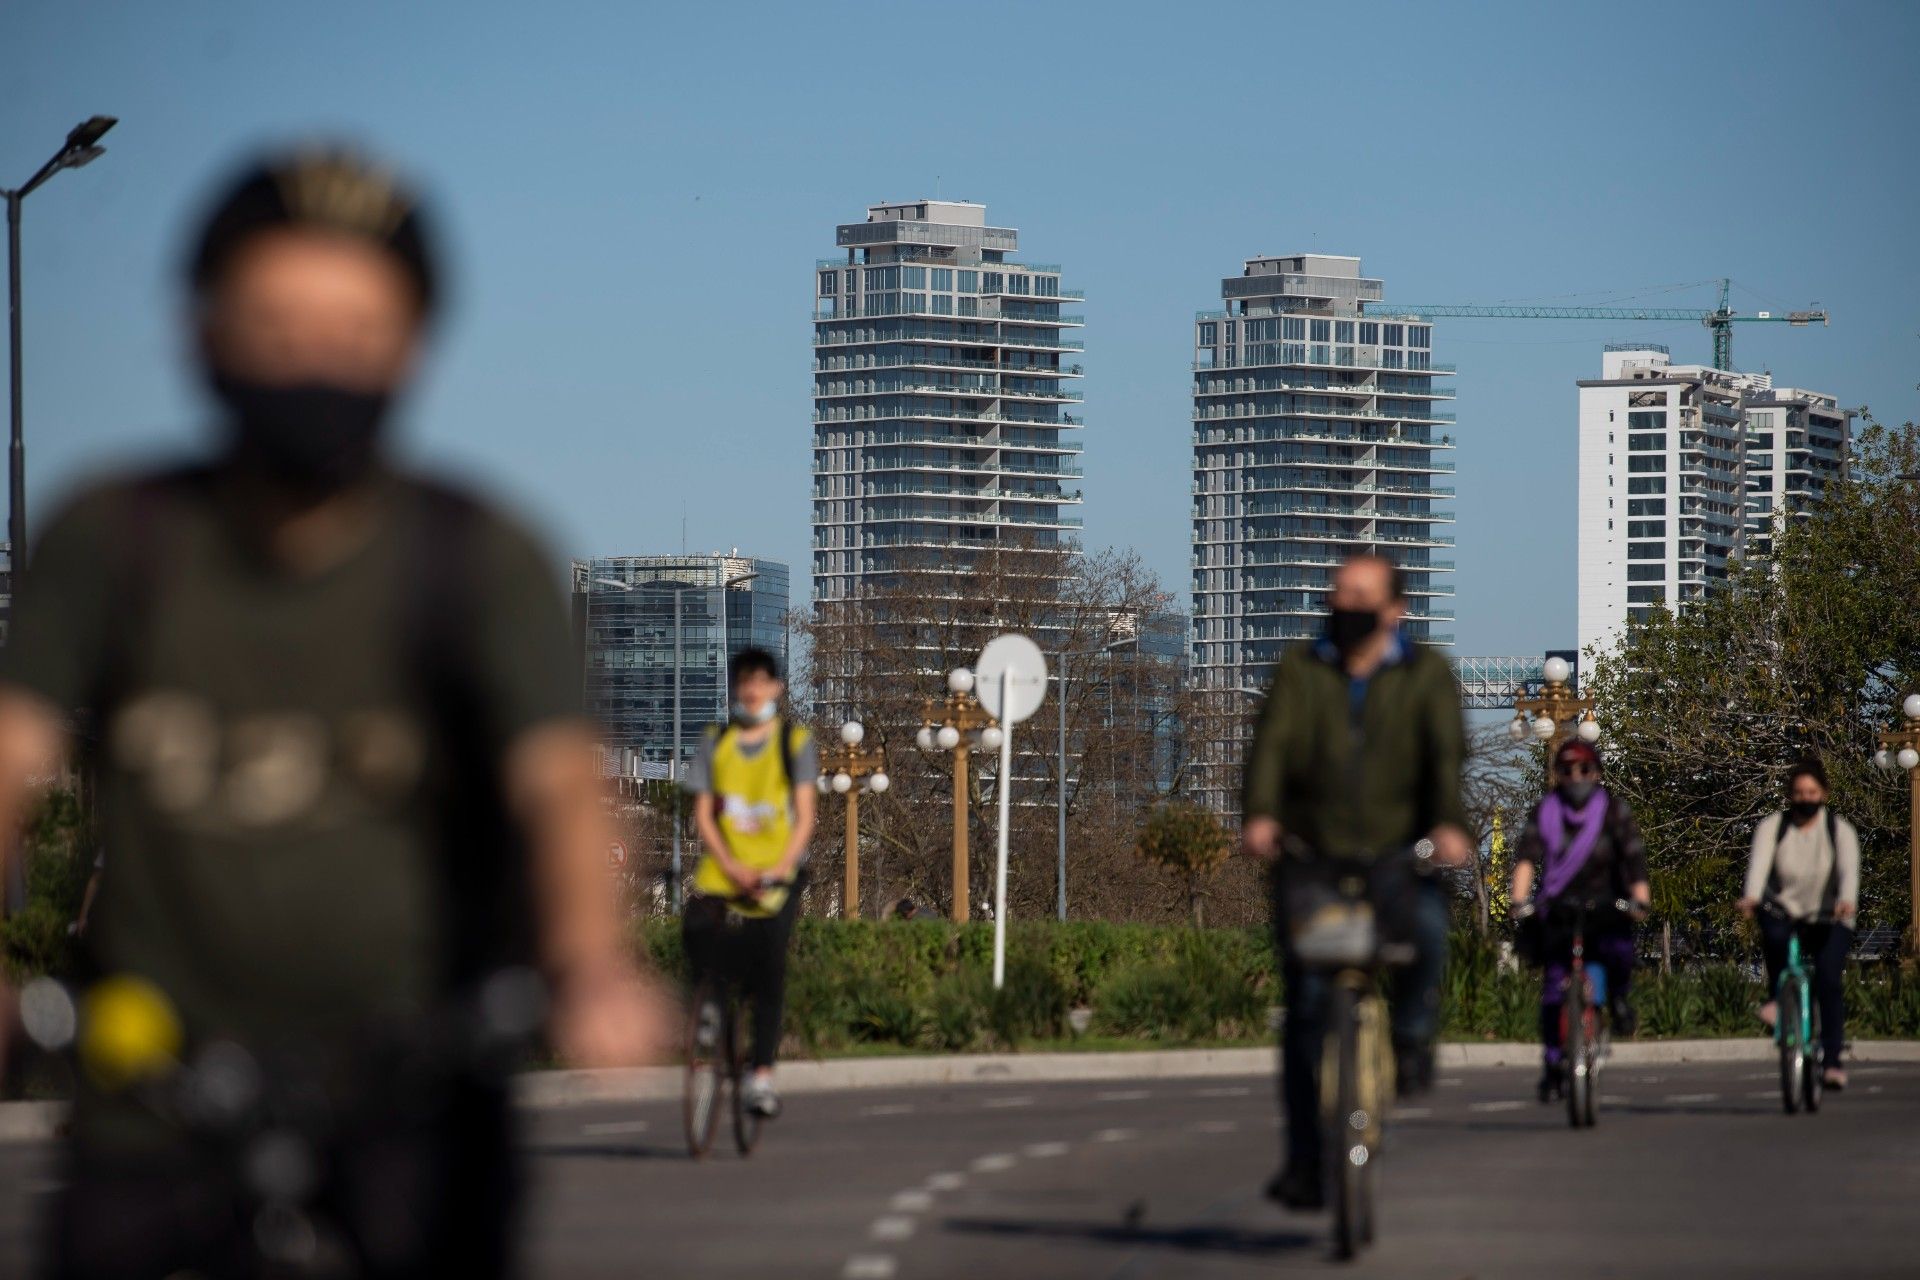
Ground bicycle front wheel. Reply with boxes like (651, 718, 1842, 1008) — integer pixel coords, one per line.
(1778, 982, 1804, 1116)
(731, 999, 765, 1156)
(1326, 982, 1372, 1261)
(685, 985, 727, 1158)
(1564, 975, 1591, 1130)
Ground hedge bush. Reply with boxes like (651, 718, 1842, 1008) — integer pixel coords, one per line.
(634, 918, 1920, 1057)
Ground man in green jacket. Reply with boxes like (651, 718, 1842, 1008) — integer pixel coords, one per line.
(1241, 553, 1469, 1210)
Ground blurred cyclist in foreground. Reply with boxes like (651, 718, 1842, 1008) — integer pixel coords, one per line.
(1241, 553, 1470, 1211)
(0, 145, 668, 1278)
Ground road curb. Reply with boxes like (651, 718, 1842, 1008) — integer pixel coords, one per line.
(3, 1040, 1913, 1141)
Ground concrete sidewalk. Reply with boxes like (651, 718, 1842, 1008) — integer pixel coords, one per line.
(5, 1039, 1913, 1142)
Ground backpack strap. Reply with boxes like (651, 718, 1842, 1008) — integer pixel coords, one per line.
(779, 718, 798, 791)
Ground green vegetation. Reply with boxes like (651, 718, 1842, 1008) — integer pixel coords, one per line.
(636, 919, 1920, 1057)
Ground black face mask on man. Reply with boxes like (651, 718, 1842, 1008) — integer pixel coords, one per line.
(1558, 779, 1598, 806)
(1326, 608, 1382, 655)
(211, 372, 392, 497)
(1787, 799, 1821, 824)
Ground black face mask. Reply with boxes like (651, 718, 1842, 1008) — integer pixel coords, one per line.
(1326, 608, 1382, 655)
(212, 373, 392, 497)
(1788, 800, 1821, 823)
(1558, 779, 1599, 806)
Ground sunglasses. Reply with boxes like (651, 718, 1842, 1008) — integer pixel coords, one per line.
(1560, 762, 1600, 779)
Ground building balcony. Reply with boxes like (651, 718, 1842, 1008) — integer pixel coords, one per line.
(814, 325, 1086, 352)
(1196, 352, 1455, 376)
(816, 354, 1084, 378)
(1194, 425, 1454, 451)
(1194, 404, 1456, 426)
(813, 381, 1085, 404)
(816, 409, 1083, 429)
(1193, 377, 1457, 401)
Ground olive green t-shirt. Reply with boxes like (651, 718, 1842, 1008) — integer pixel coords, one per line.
(0, 466, 579, 1063)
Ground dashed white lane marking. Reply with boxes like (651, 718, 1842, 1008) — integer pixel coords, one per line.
(1439, 1078, 1465, 1088)
(926, 1172, 966, 1191)
(1195, 1086, 1252, 1098)
(580, 1120, 650, 1136)
(890, 1190, 934, 1213)
(1097, 1089, 1151, 1102)
(843, 1256, 897, 1279)
(1023, 1141, 1070, 1158)
(1391, 1107, 1432, 1120)
(1468, 1100, 1527, 1113)
(1866, 1085, 1884, 1095)
(871, 1217, 916, 1242)
(1190, 1119, 1238, 1134)
(1627, 1076, 1667, 1085)
(861, 1104, 915, 1118)
(1741, 1071, 1775, 1081)
(1093, 1127, 1137, 1143)
(1667, 1093, 1720, 1104)
(1601, 1095, 1629, 1105)
(971, 1153, 1017, 1173)
(982, 1095, 1034, 1109)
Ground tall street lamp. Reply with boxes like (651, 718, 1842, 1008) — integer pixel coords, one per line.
(6, 116, 116, 590)
(1507, 656, 1599, 773)
(1053, 636, 1135, 922)
(1872, 692, 1920, 958)
(916, 667, 999, 923)
(817, 719, 888, 920)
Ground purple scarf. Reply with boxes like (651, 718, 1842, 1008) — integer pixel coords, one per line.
(1537, 788, 1610, 901)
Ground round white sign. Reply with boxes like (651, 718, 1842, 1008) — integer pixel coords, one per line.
(974, 633, 1049, 725)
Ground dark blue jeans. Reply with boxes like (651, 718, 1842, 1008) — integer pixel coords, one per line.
(1274, 874, 1449, 1171)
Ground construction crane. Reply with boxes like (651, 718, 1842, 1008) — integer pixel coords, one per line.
(1364, 279, 1826, 371)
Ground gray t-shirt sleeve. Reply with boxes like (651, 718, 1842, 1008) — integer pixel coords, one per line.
(791, 731, 820, 785)
(681, 730, 717, 794)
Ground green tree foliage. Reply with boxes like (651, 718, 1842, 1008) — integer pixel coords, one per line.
(1135, 801, 1234, 926)
(1585, 416, 1920, 956)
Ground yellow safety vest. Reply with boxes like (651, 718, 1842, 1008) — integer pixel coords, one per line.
(692, 721, 807, 905)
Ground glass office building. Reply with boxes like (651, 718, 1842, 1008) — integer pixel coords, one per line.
(573, 554, 788, 775)
(1189, 254, 1457, 812)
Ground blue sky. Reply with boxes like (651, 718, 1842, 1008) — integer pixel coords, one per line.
(5, 0, 1916, 656)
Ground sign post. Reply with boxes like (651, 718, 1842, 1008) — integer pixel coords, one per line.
(974, 633, 1048, 990)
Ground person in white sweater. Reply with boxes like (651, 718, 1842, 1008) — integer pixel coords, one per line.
(1737, 758, 1859, 1090)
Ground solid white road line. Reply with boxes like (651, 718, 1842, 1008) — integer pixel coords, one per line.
(982, 1096, 1034, 1109)
(1194, 1086, 1252, 1098)
(861, 1104, 916, 1118)
(843, 1255, 897, 1279)
(1666, 1093, 1720, 1104)
(1096, 1090, 1151, 1102)
(1468, 1101, 1526, 1113)
(1190, 1119, 1238, 1134)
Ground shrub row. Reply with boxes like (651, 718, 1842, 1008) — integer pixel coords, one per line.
(636, 920, 1920, 1056)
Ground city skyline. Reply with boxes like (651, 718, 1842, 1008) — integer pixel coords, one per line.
(4, 1, 1915, 663)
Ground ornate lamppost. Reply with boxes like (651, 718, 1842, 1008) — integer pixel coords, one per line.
(817, 720, 888, 920)
(1508, 655, 1600, 773)
(1872, 693, 1920, 957)
(915, 667, 1002, 923)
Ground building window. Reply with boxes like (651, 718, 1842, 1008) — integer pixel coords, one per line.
(1628, 456, 1666, 473)
(1359, 322, 1379, 345)
(819, 272, 836, 295)
(1628, 499, 1667, 516)
(959, 270, 978, 293)
(931, 268, 953, 291)
(1627, 544, 1664, 560)
(1627, 563, 1665, 581)
(1408, 326, 1430, 349)
(1628, 390, 1667, 408)
(1384, 324, 1404, 346)
(1628, 477, 1667, 494)
(1310, 319, 1331, 342)
(1283, 318, 1306, 341)
(1628, 520, 1666, 538)
(1199, 322, 1218, 346)
(1335, 321, 1354, 343)
(1629, 433, 1666, 452)
(1628, 411, 1665, 431)
(1627, 586, 1667, 604)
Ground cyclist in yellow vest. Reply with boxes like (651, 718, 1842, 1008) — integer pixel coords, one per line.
(682, 647, 817, 1117)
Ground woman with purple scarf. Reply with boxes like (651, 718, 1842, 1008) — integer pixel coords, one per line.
(1510, 738, 1652, 1102)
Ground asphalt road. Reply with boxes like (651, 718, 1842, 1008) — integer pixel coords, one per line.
(3, 1058, 1917, 1278)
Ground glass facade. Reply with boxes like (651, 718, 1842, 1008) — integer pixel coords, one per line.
(573, 555, 788, 774)
(812, 201, 1086, 611)
(1188, 255, 1457, 813)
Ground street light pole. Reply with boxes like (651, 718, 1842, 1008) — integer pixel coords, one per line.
(1053, 637, 1134, 922)
(1873, 693, 1920, 958)
(5, 116, 116, 591)
(918, 668, 998, 923)
(1508, 656, 1599, 775)
(818, 721, 887, 919)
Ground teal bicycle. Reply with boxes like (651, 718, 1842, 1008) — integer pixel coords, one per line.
(1761, 898, 1826, 1116)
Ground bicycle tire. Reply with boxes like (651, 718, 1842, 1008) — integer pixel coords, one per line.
(1802, 998, 1822, 1115)
(1564, 973, 1590, 1129)
(1778, 982, 1803, 1116)
(731, 998, 764, 1156)
(1328, 982, 1365, 1261)
(684, 985, 725, 1158)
